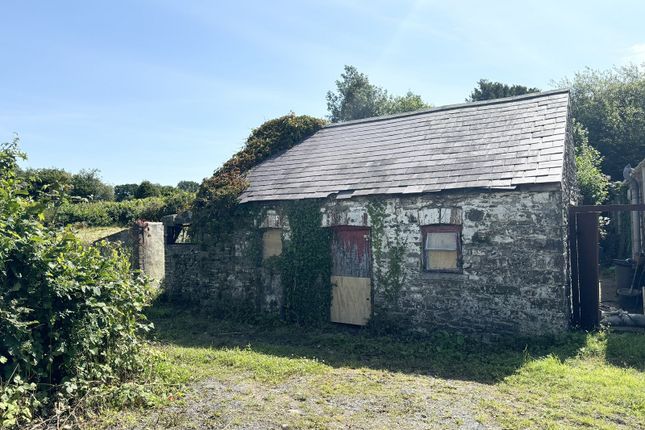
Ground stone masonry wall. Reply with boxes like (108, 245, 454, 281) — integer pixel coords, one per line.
(101, 221, 165, 286)
(165, 188, 571, 336)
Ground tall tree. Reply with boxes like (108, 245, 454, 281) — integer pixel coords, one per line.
(326, 65, 430, 122)
(559, 64, 645, 179)
(114, 183, 139, 201)
(177, 180, 199, 193)
(135, 180, 159, 199)
(71, 169, 114, 201)
(467, 79, 540, 102)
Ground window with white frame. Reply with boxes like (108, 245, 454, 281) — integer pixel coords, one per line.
(422, 225, 462, 272)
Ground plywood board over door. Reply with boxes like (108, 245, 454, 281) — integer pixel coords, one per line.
(330, 226, 372, 326)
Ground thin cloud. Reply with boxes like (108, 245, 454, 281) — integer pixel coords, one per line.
(622, 43, 645, 65)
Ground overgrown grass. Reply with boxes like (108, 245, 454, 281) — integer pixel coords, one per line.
(87, 303, 645, 429)
(73, 226, 127, 243)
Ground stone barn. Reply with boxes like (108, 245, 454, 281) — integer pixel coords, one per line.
(165, 89, 576, 336)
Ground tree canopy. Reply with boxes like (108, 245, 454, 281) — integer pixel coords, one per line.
(560, 64, 645, 179)
(177, 180, 199, 193)
(467, 79, 540, 102)
(70, 168, 114, 201)
(326, 65, 430, 122)
(572, 119, 610, 204)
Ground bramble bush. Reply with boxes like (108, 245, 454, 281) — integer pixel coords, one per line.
(0, 139, 154, 428)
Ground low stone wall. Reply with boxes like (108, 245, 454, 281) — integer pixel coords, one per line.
(163, 188, 572, 336)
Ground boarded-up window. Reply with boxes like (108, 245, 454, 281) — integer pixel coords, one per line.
(262, 228, 282, 260)
(422, 225, 461, 272)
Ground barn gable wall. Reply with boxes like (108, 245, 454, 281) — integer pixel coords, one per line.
(165, 188, 571, 336)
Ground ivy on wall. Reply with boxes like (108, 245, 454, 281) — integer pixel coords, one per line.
(191, 114, 326, 240)
(185, 114, 332, 324)
(280, 201, 332, 325)
(367, 201, 408, 306)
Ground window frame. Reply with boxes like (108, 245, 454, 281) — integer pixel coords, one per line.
(421, 224, 463, 273)
(261, 227, 283, 260)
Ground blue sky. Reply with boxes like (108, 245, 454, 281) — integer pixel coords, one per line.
(1, 1, 644, 186)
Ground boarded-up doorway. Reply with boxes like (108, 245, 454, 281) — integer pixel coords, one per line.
(330, 226, 372, 325)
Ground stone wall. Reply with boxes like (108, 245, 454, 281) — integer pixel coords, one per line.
(165, 187, 572, 336)
(101, 221, 165, 286)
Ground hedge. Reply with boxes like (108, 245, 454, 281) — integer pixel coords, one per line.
(52, 193, 193, 227)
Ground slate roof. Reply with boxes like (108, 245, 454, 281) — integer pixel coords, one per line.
(239, 89, 570, 203)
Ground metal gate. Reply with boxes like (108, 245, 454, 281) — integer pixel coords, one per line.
(569, 204, 645, 330)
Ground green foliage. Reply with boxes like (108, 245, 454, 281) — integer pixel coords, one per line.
(280, 201, 332, 325)
(467, 79, 540, 101)
(177, 180, 199, 193)
(192, 114, 326, 239)
(572, 119, 610, 204)
(135, 180, 159, 199)
(560, 64, 645, 179)
(116, 181, 184, 202)
(326, 65, 430, 122)
(53, 193, 194, 227)
(367, 202, 407, 305)
(20, 167, 73, 203)
(71, 168, 114, 201)
(387, 91, 429, 114)
(114, 183, 138, 201)
(0, 139, 154, 428)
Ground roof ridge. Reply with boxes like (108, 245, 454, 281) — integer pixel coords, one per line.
(324, 88, 570, 129)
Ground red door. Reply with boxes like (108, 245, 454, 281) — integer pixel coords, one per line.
(330, 227, 372, 325)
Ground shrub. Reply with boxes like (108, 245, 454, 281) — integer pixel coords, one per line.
(0, 139, 154, 428)
(52, 193, 194, 227)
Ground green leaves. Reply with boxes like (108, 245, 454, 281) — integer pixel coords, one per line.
(280, 201, 332, 325)
(192, 114, 325, 240)
(573, 119, 610, 205)
(326, 65, 431, 123)
(561, 64, 645, 179)
(466, 79, 540, 102)
(0, 141, 154, 428)
(53, 193, 194, 227)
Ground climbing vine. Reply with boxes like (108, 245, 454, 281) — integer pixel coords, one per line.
(191, 114, 326, 240)
(280, 200, 332, 325)
(367, 201, 408, 306)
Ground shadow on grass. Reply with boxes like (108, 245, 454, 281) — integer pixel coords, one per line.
(145, 301, 643, 384)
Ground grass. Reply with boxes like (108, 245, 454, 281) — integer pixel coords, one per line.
(72, 226, 127, 243)
(86, 302, 645, 429)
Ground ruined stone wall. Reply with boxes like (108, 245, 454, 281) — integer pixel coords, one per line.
(101, 221, 165, 286)
(165, 188, 570, 335)
(163, 222, 283, 315)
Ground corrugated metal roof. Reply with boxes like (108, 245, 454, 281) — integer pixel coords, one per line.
(239, 89, 570, 203)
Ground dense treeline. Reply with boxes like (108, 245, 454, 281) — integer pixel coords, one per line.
(18, 167, 198, 226)
(53, 194, 194, 227)
(20, 166, 199, 203)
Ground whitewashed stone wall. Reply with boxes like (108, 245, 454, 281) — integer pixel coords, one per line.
(320, 189, 570, 335)
(165, 186, 571, 336)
